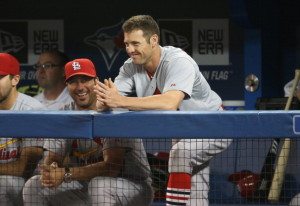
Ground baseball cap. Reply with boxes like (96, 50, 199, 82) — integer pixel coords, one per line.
(65, 58, 97, 82)
(0, 53, 20, 75)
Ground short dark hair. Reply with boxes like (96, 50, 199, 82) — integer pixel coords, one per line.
(41, 50, 69, 67)
(122, 15, 160, 43)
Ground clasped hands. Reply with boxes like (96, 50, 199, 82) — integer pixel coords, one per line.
(39, 162, 64, 188)
(94, 78, 123, 109)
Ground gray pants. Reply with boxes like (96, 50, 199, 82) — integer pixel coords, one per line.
(290, 193, 300, 206)
(0, 175, 24, 206)
(23, 175, 89, 206)
(23, 175, 153, 206)
(169, 138, 232, 206)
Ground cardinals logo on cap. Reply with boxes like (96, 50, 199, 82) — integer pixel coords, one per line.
(65, 58, 97, 82)
(72, 62, 81, 70)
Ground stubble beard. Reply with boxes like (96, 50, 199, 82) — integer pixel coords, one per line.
(0, 89, 11, 104)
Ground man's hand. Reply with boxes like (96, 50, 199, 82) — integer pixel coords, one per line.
(39, 162, 64, 188)
(94, 78, 123, 108)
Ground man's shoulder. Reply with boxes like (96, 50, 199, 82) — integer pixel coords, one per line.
(160, 46, 198, 72)
(121, 58, 143, 74)
(15, 93, 45, 110)
(57, 87, 74, 103)
(123, 58, 142, 68)
(162, 46, 191, 60)
(33, 92, 43, 101)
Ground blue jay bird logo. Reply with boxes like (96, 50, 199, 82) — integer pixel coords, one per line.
(0, 29, 25, 53)
(84, 21, 125, 71)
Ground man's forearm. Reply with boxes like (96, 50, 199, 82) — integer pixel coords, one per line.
(0, 159, 27, 176)
(69, 161, 121, 181)
(0, 147, 43, 177)
(120, 93, 182, 111)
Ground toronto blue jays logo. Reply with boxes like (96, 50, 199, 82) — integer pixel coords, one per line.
(0, 29, 25, 53)
(84, 21, 125, 71)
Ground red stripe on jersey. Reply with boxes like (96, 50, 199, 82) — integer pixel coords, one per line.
(146, 70, 161, 95)
(166, 195, 189, 201)
(71, 140, 78, 149)
(146, 70, 155, 79)
(153, 87, 161, 95)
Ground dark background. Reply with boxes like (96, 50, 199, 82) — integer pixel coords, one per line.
(1, 0, 300, 109)
(2, 1, 300, 204)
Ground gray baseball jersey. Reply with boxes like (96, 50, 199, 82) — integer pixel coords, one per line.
(44, 137, 151, 183)
(115, 46, 222, 111)
(45, 103, 151, 182)
(114, 46, 230, 206)
(0, 92, 44, 205)
(23, 102, 153, 206)
(24, 136, 153, 206)
(1, 92, 44, 164)
(34, 87, 74, 110)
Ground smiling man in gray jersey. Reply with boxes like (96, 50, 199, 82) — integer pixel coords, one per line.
(94, 15, 232, 206)
(23, 58, 153, 206)
(0, 53, 44, 206)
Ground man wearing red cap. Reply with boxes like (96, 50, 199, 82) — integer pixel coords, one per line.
(23, 58, 153, 206)
(0, 53, 44, 205)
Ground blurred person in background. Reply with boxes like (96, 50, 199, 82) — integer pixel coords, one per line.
(34, 50, 73, 110)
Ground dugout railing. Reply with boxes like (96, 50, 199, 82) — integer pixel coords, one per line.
(1, 110, 300, 205)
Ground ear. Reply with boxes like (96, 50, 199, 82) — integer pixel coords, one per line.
(150, 34, 159, 47)
(11, 75, 20, 87)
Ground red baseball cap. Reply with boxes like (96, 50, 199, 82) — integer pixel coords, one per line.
(65, 58, 97, 82)
(0, 53, 20, 75)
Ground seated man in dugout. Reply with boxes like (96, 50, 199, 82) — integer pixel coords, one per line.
(22, 58, 154, 206)
(0, 53, 44, 205)
(33, 50, 73, 110)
